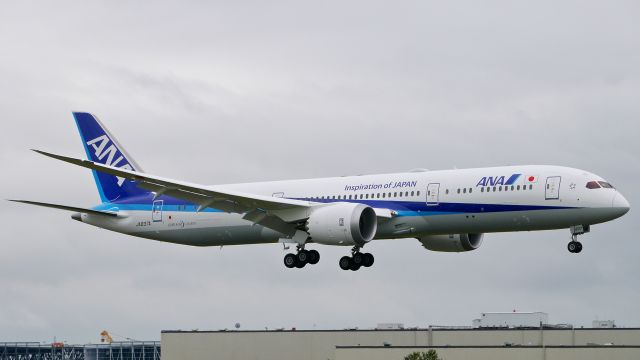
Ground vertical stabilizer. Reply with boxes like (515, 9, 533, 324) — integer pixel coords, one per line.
(73, 112, 146, 202)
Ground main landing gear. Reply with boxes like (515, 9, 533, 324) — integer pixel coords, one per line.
(567, 225, 589, 254)
(284, 245, 320, 269)
(339, 246, 374, 271)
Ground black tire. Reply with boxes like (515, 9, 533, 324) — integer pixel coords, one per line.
(307, 250, 320, 265)
(295, 259, 306, 268)
(575, 242, 583, 253)
(339, 256, 352, 270)
(297, 250, 308, 263)
(363, 253, 374, 267)
(352, 252, 364, 265)
(350, 263, 361, 271)
(567, 242, 577, 253)
(284, 253, 297, 268)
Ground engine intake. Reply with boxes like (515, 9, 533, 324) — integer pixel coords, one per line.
(418, 233, 484, 252)
(306, 203, 377, 246)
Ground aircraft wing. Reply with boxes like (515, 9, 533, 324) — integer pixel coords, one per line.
(32, 150, 314, 236)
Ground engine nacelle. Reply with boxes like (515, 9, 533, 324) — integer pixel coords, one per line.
(418, 233, 484, 252)
(306, 203, 377, 246)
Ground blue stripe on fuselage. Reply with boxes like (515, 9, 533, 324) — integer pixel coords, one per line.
(92, 193, 577, 216)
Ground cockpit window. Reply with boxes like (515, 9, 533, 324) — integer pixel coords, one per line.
(586, 181, 601, 189)
(598, 181, 615, 189)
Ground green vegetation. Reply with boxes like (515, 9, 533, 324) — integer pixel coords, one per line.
(404, 349, 441, 360)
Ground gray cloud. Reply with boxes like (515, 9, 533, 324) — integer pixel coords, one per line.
(0, 0, 638, 343)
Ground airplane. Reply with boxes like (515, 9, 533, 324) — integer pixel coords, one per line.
(11, 113, 630, 271)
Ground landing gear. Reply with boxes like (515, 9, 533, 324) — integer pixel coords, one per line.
(567, 225, 589, 254)
(339, 246, 375, 271)
(283, 246, 320, 269)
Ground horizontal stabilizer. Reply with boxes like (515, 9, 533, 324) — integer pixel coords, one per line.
(9, 200, 118, 217)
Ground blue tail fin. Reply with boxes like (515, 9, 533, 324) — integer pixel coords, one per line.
(73, 112, 147, 202)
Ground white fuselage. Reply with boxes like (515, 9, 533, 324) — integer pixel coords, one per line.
(78, 165, 630, 247)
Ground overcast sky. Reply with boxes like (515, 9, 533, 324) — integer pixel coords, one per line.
(0, 0, 639, 343)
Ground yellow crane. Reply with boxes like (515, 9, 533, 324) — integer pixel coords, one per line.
(100, 330, 138, 343)
(100, 331, 114, 344)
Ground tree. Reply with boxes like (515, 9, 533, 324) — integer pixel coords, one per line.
(404, 349, 441, 360)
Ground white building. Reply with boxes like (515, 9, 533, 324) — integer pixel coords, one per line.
(473, 312, 549, 328)
(593, 320, 616, 328)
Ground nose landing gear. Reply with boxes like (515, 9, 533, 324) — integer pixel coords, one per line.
(567, 225, 589, 254)
(339, 246, 375, 271)
(284, 245, 320, 269)
(567, 236, 583, 254)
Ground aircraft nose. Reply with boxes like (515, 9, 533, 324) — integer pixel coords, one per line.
(612, 192, 630, 216)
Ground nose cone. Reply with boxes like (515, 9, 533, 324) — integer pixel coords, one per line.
(612, 192, 631, 216)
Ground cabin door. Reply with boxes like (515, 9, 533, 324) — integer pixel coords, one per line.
(426, 183, 440, 206)
(545, 176, 561, 200)
(152, 200, 164, 222)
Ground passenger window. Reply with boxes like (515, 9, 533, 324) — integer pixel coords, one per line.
(517, 185, 520, 190)
(498, 186, 502, 191)
(360, 194, 364, 199)
(388, 192, 392, 197)
(395, 192, 398, 197)
(492, 186, 496, 192)
(417, 191, 420, 196)
(382, 193, 386, 198)
(481, 187, 484, 193)
(348, 195, 352, 200)
(511, 186, 514, 191)
(399, 192, 403, 197)
(457, 189, 460, 194)
(469, 188, 472, 194)
(365, 194, 369, 199)
(463, 188, 467, 194)
(529, 185, 533, 190)
(411, 191, 415, 196)
(377, 193, 380, 199)
(445, 189, 449, 194)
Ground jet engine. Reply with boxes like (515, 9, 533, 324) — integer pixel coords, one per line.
(418, 233, 484, 252)
(306, 203, 377, 246)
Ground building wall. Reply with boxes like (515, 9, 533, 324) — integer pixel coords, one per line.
(335, 347, 640, 360)
(161, 329, 640, 360)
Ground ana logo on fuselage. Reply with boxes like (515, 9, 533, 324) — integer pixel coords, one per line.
(476, 174, 521, 187)
(86, 135, 133, 186)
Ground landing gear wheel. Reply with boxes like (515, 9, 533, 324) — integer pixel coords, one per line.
(297, 250, 309, 263)
(567, 241, 583, 253)
(284, 253, 297, 268)
(295, 259, 306, 268)
(339, 256, 352, 270)
(575, 242, 583, 253)
(363, 253, 374, 267)
(350, 263, 361, 271)
(352, 252, 364, 266)
(307, 250, 320, 265)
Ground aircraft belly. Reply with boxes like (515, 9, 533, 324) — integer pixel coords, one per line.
(131, 225, 281, 246)
(376, 207, 609, 238)
(86, 211, 283, 246)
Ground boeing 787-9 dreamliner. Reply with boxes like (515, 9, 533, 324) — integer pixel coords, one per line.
(11, 113, 630, 271)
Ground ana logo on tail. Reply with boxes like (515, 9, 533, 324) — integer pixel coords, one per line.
(86, 135, 133, 186)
